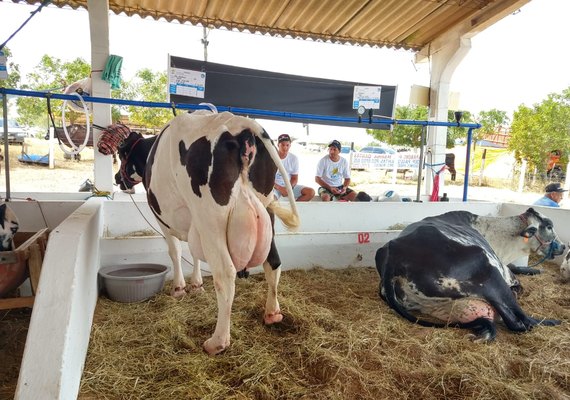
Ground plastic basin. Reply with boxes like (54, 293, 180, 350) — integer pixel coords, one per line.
(99, 263, 169, 303)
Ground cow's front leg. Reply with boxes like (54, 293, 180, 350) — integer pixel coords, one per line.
(263, 260, 283, 324)
(203, 251, 235, 355)
(162, 229, 186, 297)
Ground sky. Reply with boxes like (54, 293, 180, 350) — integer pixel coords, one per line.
(1, 0, 569, 145)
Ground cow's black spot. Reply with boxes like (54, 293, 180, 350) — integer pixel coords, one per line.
(144, 125, 167, 190)
(184, 137, 212, 198)
(249, 136, 277, 196)
(209, 131, 242, 206)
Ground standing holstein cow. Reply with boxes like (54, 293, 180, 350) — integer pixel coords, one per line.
(375, 208, 564, 342)
(140, 110, 299, 354)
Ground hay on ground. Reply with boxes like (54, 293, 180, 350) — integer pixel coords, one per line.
(79, 263, 569, 400)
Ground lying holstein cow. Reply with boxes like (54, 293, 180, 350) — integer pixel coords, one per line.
(0, 202, 19, 251)
(375, 208, 564, 342)
(117, 110, 299, 354)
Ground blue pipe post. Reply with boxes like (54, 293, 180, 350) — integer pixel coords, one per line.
(463, 128, 474, 201)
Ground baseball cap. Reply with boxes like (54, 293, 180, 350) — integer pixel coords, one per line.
(278, 134, 291, 143)
(328, 140, 341, 151)
(545, 182, 567, 193)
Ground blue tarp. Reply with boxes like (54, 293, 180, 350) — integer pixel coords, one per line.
(18, 153, 49, 165)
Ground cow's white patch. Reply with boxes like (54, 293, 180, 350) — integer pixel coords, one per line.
(436, 277, 462, 292)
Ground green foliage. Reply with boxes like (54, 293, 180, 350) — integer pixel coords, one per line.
(16, 55, 91, 129)
(509, 89, 570, 172)
(366, 104, 427, 147)
(446, 109, 474, 148)
(120, 69, 171, 130)
(0, 47, 21, 89)
(366, 105, 476, 149)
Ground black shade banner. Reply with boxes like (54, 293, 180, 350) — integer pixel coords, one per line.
(169, 56, 396, 130)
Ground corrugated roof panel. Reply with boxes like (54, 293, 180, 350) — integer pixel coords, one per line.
(10, 0, 529, 51)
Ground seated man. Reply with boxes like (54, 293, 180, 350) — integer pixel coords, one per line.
(273, 134, 315, 201)
(315, 139, 357, 201)
(533, 182, 567, 208)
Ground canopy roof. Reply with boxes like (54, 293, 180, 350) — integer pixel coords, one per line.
(20, 0, 529, 51)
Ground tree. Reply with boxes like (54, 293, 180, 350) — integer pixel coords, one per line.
(366, 104, 428, 148)
(509, 89, 570, 173)
(446, 109, 474, 148)
(120, 69, 171, 130)
(366, 105, 474, 149)
(16, 55, 91, 130)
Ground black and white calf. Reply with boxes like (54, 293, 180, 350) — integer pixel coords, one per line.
(375, 208, 564, 341)
(117, 110, 299, 355)
(0, 202, 19, 251)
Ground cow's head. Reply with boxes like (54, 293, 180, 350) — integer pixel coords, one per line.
(115, 131, 146, 192)
(0, 203, 19, 251)
(520, 208, 565, 259)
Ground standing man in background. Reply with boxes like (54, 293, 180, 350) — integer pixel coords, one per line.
(273, 134, 315, 201)
(315, 139, 357, 201)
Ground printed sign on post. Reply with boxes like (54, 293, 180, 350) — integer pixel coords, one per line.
(353, 85, 382, 110)
(168, 67, 205, 98)
(0, 51, 7, 80)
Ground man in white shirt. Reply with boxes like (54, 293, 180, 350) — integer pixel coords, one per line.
(273, 134, 315, 201)
(315, 140, 357, 201)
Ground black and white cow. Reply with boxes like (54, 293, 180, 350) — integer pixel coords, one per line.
(375, 208, 564, 342)
(0, 202, 19, 251)
(117, 110, 299, 354)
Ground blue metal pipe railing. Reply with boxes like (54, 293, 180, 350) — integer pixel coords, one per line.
(1, 87, 481, 200)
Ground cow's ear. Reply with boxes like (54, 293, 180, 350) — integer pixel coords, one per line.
(521, 226, 537, 238)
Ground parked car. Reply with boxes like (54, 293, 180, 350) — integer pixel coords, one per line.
(0, 118, 28, 144)
(358, 146, 396, 154)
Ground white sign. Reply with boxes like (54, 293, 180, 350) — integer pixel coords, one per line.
(352, 152, 420, 170)
(353, 85, 381, 110)
(0, 51, 7, 80)
(168, 67, 205, 98)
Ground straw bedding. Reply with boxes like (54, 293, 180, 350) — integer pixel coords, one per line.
(78, 262, 570, 400)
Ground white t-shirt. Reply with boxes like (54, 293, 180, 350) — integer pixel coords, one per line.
(315, 155, 350, 187)
(275, 152, 299, 186)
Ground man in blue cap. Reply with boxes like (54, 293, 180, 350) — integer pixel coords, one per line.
(533, 182, 567, 207)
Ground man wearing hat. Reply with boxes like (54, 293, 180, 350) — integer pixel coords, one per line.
(273, 134, 315, 201)
(315, 139, 357, 201)
(533, 182, 568, 207)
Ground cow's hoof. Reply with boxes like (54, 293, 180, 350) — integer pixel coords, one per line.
(203, 338, 229, 355)
(187, 283, 205, 293)
(538, 318, 561, 326)
(264, 311, 283, 324)
(237, 269, 250, 279)
(170, 286, 187, 298)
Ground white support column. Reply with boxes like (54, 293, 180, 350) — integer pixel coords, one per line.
(423, 37, 471, 198)
(87, 0, 113, 193)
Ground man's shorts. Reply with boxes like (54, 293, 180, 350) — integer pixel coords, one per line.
(318, 186, 354, 200)
(273, 184, 306, 200)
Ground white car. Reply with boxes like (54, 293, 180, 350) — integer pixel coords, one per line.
(0, 118, 28, 144)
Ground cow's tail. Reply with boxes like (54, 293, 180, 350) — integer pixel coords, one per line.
(257, 131, 300, 231)
(378, 242, 446, 329)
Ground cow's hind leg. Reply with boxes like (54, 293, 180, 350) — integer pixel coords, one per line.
(262, 260, 283, 324)
(188, 256, 204, 292)
(202, 245, 235, 355)
(162, 230, 186, 297)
